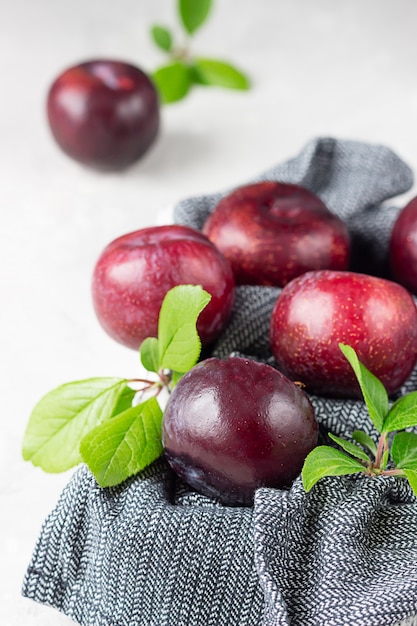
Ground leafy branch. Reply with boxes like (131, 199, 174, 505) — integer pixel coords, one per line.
(302, 343, 417, 495)
(150, 0, 251, 103)
(22, 285, 211, 488)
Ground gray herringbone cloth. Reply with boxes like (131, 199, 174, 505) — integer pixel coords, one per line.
(23, 138, 417, 626)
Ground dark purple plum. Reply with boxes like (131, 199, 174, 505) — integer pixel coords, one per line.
(202, 181, 350, 286)
(270, 270, 417, 398)
(162, 356, 318, 505)
(47, 59, 160, 170)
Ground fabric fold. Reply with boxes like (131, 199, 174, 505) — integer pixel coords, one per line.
(254, 476, 417, 626)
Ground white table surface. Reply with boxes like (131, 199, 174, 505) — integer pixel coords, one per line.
(2, 1, 417, 623)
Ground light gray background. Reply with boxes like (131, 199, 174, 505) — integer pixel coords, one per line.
(2, 1, 417, 624)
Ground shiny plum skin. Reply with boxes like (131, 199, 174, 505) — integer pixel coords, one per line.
(390, 196, 417, 294)
(270, 270, 417, 398)
(202, 181, 350, 287)
(47, 60, 160, 170)
(162, 356, 318, 506)
(91, 225, 235, 350)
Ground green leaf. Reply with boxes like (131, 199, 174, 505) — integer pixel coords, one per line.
(171, 370, 184, 388)
(352, 430, 378, 458)
(158, 284, 211, 373)
(192, 58, 251, 90)
(381, 448, 390, 471)
(391, 431, 417, 470)
(328, 432, 370, 463)
(382, 391, 417, 434)
(179, 0, 212, 34)
(339, 343, 389, 433)
(112, 385, 136, 414)
(80, 397, 163, 488)
(140, 337, 160, 373)
(403, 469, 417, 497)
(301, 445, 365, 492)
(152, 61, 192, 104)
(22, 378, 129, 473)
(150, 24, 173, 52)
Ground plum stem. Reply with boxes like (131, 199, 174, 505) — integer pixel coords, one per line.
(380, 468, 405, 477)
(130, 377, 156, 386)
(172, 45, 190, 62)
(375, 433, 388, 469)
(129, 369, 173, 397)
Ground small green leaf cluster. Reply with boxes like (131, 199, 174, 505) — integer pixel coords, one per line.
(22, 285, 211, 488)
(150, 0, 251, 103)
(302, 343, 417, 496)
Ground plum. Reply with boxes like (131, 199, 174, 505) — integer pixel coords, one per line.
(47, 59, 160, 170)
(162, 356, 318, 505)
(270, 270, 417, 398)
(390, 196, 417, 294)
(202, 181, 350, 286)
(91, 225, 235, 350)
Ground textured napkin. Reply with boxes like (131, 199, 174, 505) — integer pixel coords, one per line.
(23, 138, 417, 626)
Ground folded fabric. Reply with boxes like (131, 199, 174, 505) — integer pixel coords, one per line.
(255, 474, 417, 626)
(23, 137, 417, 626)
(23, 460, 264, 625)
